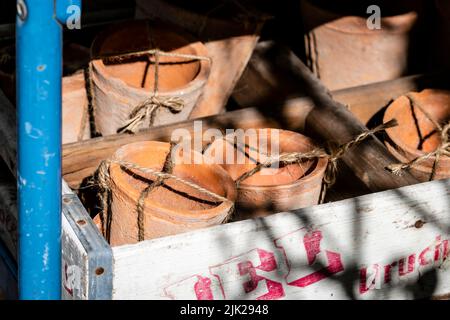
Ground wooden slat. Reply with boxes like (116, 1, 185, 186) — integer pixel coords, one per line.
(267, 45, 419, 191)
(234, 41, 448, 125)
(112, 178, 450, 300)
(61, 182, 113, 300)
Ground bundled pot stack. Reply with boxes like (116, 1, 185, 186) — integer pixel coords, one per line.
(90, 20, 211, 136)
(95, 128, 330, 245)
(384, 89, 450, 182)
(97, 141, 236, 246)
(301, 0, 426, 90)
(205, 129, 327, 220)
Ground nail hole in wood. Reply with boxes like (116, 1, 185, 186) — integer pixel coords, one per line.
(415, 220, 425, 229)
(63, 197, 72, 204)
(95, 267, 105, 276)
(77, 219, 86, 226)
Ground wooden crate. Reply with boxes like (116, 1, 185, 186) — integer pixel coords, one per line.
(1, 66, 449, 299)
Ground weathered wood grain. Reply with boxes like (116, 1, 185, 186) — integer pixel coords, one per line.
(61, 181, 113, 300)
(112, 178, 450, 300)
(266, 45, 420, 191)
(233, 42, 447, 125)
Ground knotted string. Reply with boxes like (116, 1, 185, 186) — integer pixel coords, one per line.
(386, 94, 449, 181)
(235, 120, 398, 203)
(96, 154, 233, 242)
(111, 48, 210, 134)
(89, 21, 211, 134)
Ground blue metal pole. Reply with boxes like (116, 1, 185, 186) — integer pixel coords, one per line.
(16, 0, 63, 299)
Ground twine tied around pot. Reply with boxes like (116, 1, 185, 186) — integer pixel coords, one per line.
(386, 94, 450, 181)
(96, 147, 233, 242)
(235, 119, 398, 203)
(88, 46, 211, 134)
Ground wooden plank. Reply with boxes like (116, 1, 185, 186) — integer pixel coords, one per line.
(60, 73, 438, 189)
(233, 42, 448, 125)
(61, 208, 90, 300)
(112, 178, 450, 300)
(62, 181, 113, 300)
(265, 45, 420, 191)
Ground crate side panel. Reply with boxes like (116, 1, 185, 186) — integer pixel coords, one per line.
(62, 180, 113, 300)
(61, 213, 89, 300)
(112, 179, 450, 300)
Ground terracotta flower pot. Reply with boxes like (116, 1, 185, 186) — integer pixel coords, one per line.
(105, 141, 236, 246)
(383, 89, 450, 181)
(301, 0, 426, 90)
(90, 20, 211, 136)
(206, 129, 328, 220)
(62, 72, 90, 144)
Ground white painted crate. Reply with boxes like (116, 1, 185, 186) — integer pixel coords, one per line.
(1, 78, 449, 299)
(58, 178, 450, 300)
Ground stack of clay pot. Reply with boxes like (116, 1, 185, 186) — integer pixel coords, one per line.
(90, 20, 211, 136)
(205, 129, 328, 220)
(301, 0, 426, 90)
(104, 141, 236, 246)
(62, 72, 90, 144)
(384, 89, 450, 182)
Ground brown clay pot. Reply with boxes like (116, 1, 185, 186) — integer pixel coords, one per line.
(383, 89, 450, 181)
(301, 0, 426, 90)
(90, 20, 211, 136)
(62, 72, 90, 144)
(206, 129, 328, 220)
(106, 141, 236, 246)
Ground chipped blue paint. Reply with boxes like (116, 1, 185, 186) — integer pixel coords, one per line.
(16, 0, 66, 300)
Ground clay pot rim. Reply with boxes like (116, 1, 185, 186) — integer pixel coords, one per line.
(238, 156, 328, 191)
(208, 128, 329, 189)
(109, 141, 236, 222)
(383, 90, 450, 162)
(385, 139, 435, 174)
(91, 21, 211, 97)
